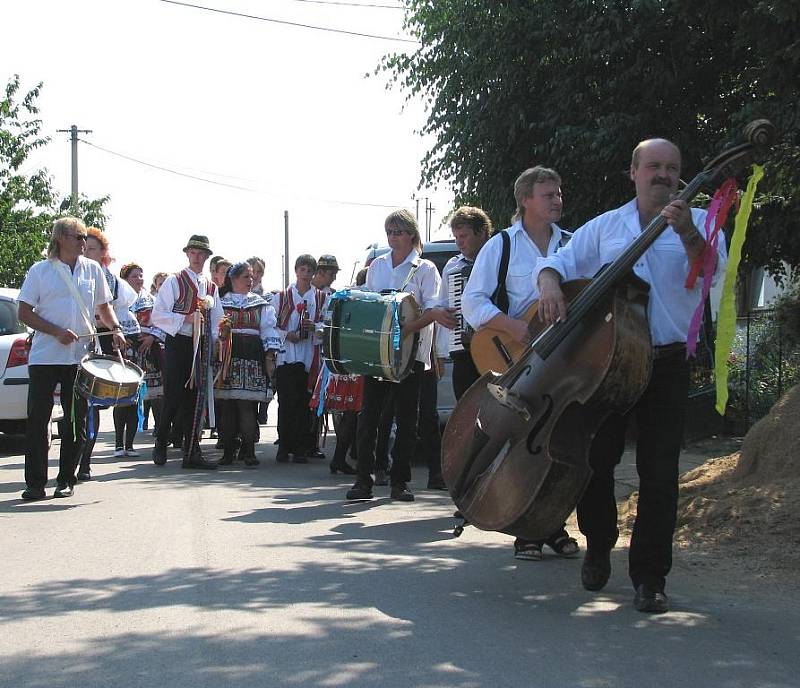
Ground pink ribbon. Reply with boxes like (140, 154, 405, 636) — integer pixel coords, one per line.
(685, 179, 738, 357)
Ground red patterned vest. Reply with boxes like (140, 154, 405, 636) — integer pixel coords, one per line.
(171, 269, 218, 315)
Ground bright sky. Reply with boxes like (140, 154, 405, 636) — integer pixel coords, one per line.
(2, 0, 455, 289)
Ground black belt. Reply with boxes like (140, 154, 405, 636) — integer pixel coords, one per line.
(652, 342, 686, 359)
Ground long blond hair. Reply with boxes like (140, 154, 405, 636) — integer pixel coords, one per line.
(47, 217, 87, 259)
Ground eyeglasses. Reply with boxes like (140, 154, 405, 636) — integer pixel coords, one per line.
(385, 229, 409, 236)
(65, 233, 88, 241)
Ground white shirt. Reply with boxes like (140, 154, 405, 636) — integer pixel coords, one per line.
(151, 269, 223, 342)
(103, 270, 140, 337)
(462, 221, 568, 330)
(366, 249, 441, 369)
(275, 284, 323, 371)
(533, 199, 728, 346)
(18, 256, 112, 365)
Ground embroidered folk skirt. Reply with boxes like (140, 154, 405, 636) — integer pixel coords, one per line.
(215, 333, 270, 402)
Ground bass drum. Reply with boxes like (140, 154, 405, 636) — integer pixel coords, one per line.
(75, 354, 144, 407)
(322, 290, 421, 382)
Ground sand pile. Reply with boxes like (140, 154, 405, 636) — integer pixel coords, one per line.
(620, 383, 800, 584)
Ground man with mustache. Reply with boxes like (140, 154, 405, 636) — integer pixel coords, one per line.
(535, 138, 728, 613)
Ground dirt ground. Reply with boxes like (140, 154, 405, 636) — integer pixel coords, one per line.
(619, 384, 800, 594)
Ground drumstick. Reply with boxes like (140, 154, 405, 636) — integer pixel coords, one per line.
(76, 331, 117, 339)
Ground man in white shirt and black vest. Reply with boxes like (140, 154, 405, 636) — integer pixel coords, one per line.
(151, 235, 223, 469)
(17, 217, 125, 500)
(535, 139, 728, 613)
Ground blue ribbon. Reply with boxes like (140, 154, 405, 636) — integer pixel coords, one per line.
(136, 381, 148, 431)
(316, 363, 330, 417)
(391, 297, 401, 351)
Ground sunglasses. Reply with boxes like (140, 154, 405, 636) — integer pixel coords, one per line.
(66, 233, 88, 241)
(385, 229, 409, 236)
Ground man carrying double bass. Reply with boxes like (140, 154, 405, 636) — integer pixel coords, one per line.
(535, 138, 728, 613)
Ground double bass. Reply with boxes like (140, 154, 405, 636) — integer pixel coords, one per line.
(442, 120, 775, 540)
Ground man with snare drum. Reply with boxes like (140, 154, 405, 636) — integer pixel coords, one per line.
(17, 217, 125, 500)
(345, 209, 457, 502)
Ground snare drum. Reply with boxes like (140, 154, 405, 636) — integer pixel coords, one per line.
(322, 290, 421, 382)
(75, 354, 144, 407)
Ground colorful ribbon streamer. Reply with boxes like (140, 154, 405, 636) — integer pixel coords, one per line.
(715, 164, 765, 415)
(685, 178, 738, 357)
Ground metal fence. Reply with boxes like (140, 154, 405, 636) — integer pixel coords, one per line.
(727, 305, 800, 431)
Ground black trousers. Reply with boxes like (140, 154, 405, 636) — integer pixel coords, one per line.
(417, 367, 442, 477)
(156, 334, 197, 451)
(25, 364, 87, 490)
(332, 410, 358, 465)
(114, 404, 138, 450)
(356, 362, 423, 487)
(221, 400, 258, 453)
(577, 349, 689, 590)
(451, 350, 480, 401)
(276, 362, 312, 454)
(374, 393, 393, 471)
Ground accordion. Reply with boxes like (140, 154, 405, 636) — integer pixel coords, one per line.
(446, 263, 474, 352)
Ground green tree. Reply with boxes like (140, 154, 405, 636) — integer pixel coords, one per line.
(0, 75, 110, 288)
(383, 0, 799, 279)
(0, 75, 55, 287)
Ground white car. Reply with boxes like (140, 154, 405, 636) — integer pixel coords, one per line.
(0, 288, 63, 438)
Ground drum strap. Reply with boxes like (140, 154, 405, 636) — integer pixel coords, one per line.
(51, 259, 96, 340)
(399, 259, 422, 293)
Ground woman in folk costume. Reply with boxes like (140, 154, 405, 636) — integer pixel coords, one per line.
(123, 264, 167, 438)
(215, 262, 280, 466)
(77, 227, 139, 480)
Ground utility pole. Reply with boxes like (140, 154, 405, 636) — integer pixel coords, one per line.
(284, 211, 290, 288)
(56, 124, 92, 212)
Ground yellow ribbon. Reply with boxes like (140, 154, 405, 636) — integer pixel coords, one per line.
(714, 164, 765, 415)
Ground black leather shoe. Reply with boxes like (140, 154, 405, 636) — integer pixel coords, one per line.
(427, 473, 447, 490)
(54, 484, 74, 498)
(330, 460, 357, 475)
(346, 481, 374, 500)
(21, 487, 46, 501)
(581, 548, 612, 591)
(152, 441, 168, 466)
(374, 469, 388, 486)
(76, 470, 92, 481)
(218, 451, 235, 466)
(634, 584, 669, 613)
(292, 452, 309, 464)
(390, 483, 415, 502)
(182, 450, 218, 470)
(276, 450, 290, 463)
(308, 448, 325, 459)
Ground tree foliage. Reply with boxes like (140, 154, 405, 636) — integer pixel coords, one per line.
(0, 75, 110, 288)
(382, 0, 800, 279)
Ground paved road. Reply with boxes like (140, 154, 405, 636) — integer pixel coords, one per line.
(1, 415, 796, 687)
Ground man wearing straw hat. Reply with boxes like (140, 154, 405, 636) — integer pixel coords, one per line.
(17, 217, 125, 500)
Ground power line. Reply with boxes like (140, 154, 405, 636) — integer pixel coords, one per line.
(159, 0, 418, 43)
(81, 139, 260, 192)
(280, 0, 403, 8)
(80, 138, 406, 208)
